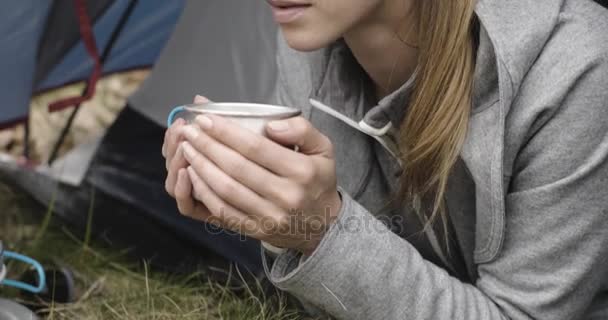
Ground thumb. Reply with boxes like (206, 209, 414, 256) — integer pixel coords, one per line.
(193, 95, 210, 104)
(266, 117, 333, 157)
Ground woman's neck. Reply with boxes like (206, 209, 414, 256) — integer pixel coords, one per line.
(344, 1, 419, 99)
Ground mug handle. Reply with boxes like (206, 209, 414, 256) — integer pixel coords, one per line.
(167, 105, 186, 127)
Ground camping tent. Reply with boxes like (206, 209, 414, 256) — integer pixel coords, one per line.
(1, 0, 185, 128)
(0, 0, 279, 275)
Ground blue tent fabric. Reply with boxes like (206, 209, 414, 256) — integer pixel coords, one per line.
(37, 0, 185, 91)
(0, 0, 185, 128)
(0, 0, 52, 127)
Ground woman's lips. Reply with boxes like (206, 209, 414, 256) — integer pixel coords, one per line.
(267, 1, 311, 24)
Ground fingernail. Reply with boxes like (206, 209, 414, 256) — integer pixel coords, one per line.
(183, 125, 200, 140)
(196, 115, 213, 130)
(182, 142, 196, 161)
(268, 120, 290, 131)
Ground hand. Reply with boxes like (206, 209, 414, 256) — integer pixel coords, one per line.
(178, 114, 342, 255)
(162, 95, 213, 220)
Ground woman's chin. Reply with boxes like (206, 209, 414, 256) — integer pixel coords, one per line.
(280, 27, 336, 52)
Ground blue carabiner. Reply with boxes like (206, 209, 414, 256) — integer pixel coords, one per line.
(0, 251, 46, 294)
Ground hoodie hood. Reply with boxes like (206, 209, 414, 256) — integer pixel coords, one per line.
(476, 0, 564, 95)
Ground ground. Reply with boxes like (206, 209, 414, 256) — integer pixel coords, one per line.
(0, 73, 309, 319)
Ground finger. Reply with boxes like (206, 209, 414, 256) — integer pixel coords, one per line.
(175, 168, 193, 213)
(193, 95, 210, 104)
(187, 166, 262, 236)
(162, 129, 170, 158)
(165, 144, 188, 196)
(182, 142, 286, 224)
(181, 125, 293, 205)
(189, 114, 305, 177)
(176, 168, 213, 221)
(266, 117, 333, 157)
(164, 118, 186, 168)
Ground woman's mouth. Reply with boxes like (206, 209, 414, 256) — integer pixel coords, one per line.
(266, 0, 311, 24)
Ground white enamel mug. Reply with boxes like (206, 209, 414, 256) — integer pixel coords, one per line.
(167, 102, 302, 135)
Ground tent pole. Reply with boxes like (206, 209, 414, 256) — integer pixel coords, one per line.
(47, 0, 139, 165)
(23, 117, 30, 159)
(47, 106, 80, 164)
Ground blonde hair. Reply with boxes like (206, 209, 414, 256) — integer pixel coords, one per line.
(398, 0, 477, 229)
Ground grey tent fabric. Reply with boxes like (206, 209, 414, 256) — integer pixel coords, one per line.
(129, 0, 278, 126)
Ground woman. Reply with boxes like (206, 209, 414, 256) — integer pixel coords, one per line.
(163, 0, 608, 318)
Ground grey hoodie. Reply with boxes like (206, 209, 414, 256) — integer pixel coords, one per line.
(262, 0, 608, 319)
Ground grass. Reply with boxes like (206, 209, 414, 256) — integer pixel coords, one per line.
(0, 181, 308, 320)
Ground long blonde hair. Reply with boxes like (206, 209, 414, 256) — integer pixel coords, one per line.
(399, 0, 477, 229)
